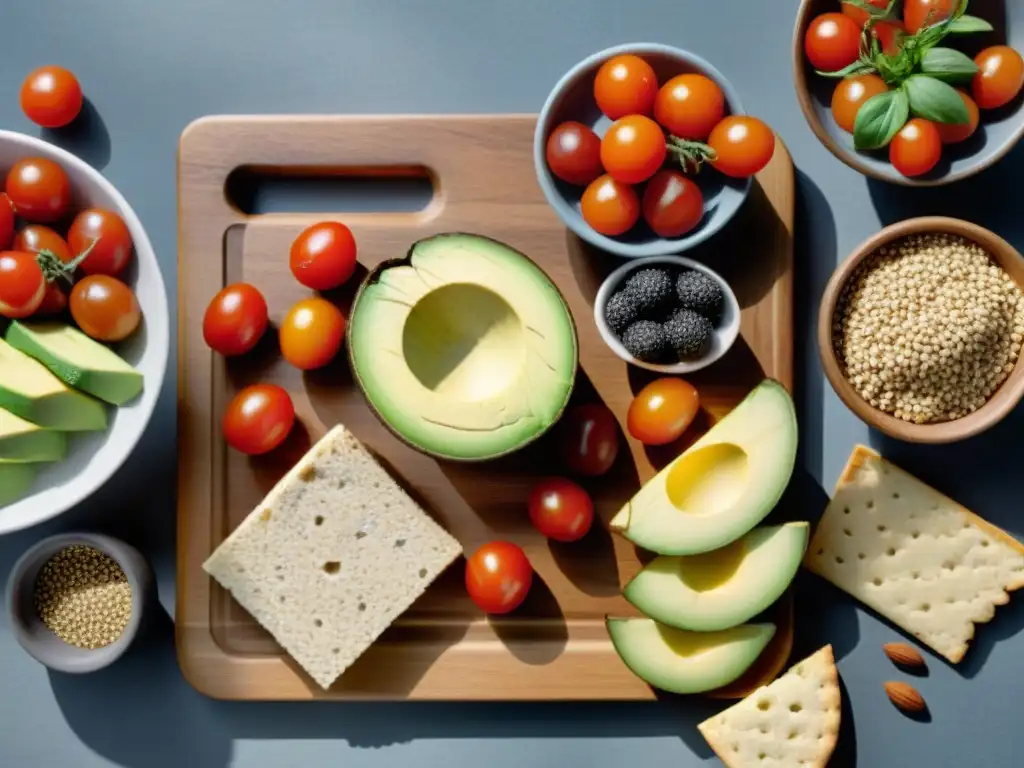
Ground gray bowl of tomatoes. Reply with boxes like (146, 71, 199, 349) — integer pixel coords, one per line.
(533, 42, 777, 259)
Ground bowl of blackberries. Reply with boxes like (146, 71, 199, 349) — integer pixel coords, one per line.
(595, 255, 740, 373)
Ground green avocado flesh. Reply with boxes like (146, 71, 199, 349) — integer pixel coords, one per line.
(5, 321, 143, 406)
(623, 522, 808, 632)
(610, 379, 797, 555)
(0, 407, 66, 462)
(348, 233, 578, 460)
(607, 618, 776, 695)
(0, 459, 37, 507)
(0, 338, 107, 431)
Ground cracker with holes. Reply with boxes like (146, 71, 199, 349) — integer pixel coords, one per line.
(203, 423, 463, 689)
(804, 445, 1024, 664)
(698, 645, 840, 768)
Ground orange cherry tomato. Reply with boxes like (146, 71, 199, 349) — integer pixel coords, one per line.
(841, 0, 888, 27)
(642, 170, 704, 238)
(545, 121, 603, 186)
(580, 174, 640, 237)
(0, 251, 45, 318)
(13, 224, 72, 263)
(593, 54, 658, 120)
(528, 478, 594, 542)
(67, 208, 134, 277)
(5, 158, 70, 223)
(653, 74, 725, 141)
(708, 116, 776, 178)
(872, 20, 906, 57)
(890, 118, 942, 178)
(903, 0, 955, 34)
(289, 221, 358, 291)
(20, 66, 83, 128)
(804, 13, 862, 73)
(558, 403, 620, 477)
(600, 115, 667, 185)
(203, 282, 269, 356)
(972, 46, 1024, 111)
(831, 74, 889, 133)
(0, 195, 13, 251)
(69, 275, 141, 342)
(627, 378, 701, 446)
(36, 282, 68, 316)
(465, 541, 533, 615)
(279, 297, 345, 370)
(222, 383, 295, 456)
(936, 90, 980, 144)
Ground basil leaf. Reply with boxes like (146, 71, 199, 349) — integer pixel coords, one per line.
(854, 89, 910, 150)
(948, 15, 994, 33)
(921, 47, 980, 83)
(905, 75, 970, 124)
(816, 60, 877, 78)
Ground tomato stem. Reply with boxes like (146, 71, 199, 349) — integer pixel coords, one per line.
(35, 236, 99, 284)
(665, 137, 717, 174)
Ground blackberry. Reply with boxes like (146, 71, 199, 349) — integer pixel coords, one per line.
(676, 270, 724, 320)
(623, 268, 674, 317)
(622, 320, 671, 363)
(664, 309, 713, 359)
(604, 290, 640, 335)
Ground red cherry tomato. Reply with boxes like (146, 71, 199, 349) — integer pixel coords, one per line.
(528, 478, 594, 543)
(0, 251, 45, 318)
(67, 208, 134, 276)
(641, 170, 704, 238)
(600, 115, 667, 185)
(279, 297, 345, 370)
(593, 54, 658, 119)
(69, 275, 141, 342)
(842, 0, 888, 27)
(36, 282, 68, 316)
(627, 378, 701, 446)
(708, 116, 776, 178)
(903, 0, 955, 34)
(559, 403, 620, 477)
(545, 121, 603, 186)
(5, 158, 70, 223)
(203, 283, 269, 356)
(580, 174, 640, 236)
(465, 541, 533, 614)
(13, 224, 72, 263)
(804, 13, 862, 73)
(972, 46, 1024, 111)
(936, 90, 980, 144)
(20, 66, 83, 128)
(653, 74, 726, 141)
(831, 74, 889, 134)
(890, 118, 942, 178)
(289, 221, 358, 291)
(222, 383, 296, 455)
(0, 195, 13, 251)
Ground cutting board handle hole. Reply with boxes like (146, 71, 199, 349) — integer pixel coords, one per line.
(225, 165, 436, 215)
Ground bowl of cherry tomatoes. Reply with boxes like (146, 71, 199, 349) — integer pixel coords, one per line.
(794, 0, 1024, 185)
(534, 43, 777, 259)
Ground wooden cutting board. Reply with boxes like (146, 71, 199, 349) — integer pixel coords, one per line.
(177, 114, 794, 700)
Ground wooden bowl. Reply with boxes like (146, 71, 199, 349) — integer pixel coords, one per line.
(818, 217, 1024, 443)
(793, 0, 1024, 187)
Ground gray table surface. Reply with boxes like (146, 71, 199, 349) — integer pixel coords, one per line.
(1, 0, 1023, 765)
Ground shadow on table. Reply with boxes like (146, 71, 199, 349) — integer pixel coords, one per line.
(40, 98, 112, 172)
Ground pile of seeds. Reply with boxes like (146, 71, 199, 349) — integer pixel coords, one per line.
(833, 233, 1024, 424)
(33, 545, 132, 650)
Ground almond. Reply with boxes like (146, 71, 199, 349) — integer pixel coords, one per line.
(883, 642, 926, 669)
(884, 681, 926, 714)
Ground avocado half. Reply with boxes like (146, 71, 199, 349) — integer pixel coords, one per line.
(347, 233, 579, 462)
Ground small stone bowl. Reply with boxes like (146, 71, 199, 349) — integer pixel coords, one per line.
(5, 532, 153, 673)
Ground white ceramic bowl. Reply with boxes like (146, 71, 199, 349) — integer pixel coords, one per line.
(0, 131, 169, 534)
(594, 255, 740, 374)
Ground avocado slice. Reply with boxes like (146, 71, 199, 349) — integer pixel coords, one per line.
(0, 338, 107, 431)
(6, 321, 143, 406)
(607, 618, 776, 695)
(0, 459, 37, 507)
(348, 233, 578, 461)
(610, 379, 797, 555)
(623, 523, 808, 632)
(0, 407, 66, 462)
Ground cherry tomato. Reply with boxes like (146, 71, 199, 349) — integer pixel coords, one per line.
(641, 170, 704, 238)
(36, 282, 68, 316)
(904, 0, 955, 34)
(708, 116, 776, 178)
(0, 195, 13, 251)
(873, 20, 906, 57)
(580, 174, 640, 236)
(528, 478, 594, 542)
(20, 66, 83, 129)
(627, 377, 701, 446)
(289, 221, 358, 291)
(831, 74, 889, 133)
(890, 118, 942, 178)
(593, 54, 658, 120)
(653, 74, 725, 141)
(69, 275, 141, 342)
(805, 13, 862, 73)
(558, 403, 620, 477)
(14, 225, 72, 263)
(600, 115, 667, 185)
(0, 251, 45, 318)
(222, 383, 295, 456)
(279, 297, 345, 370)
(972, 46, 1024, 111)
(545, 121, 603, 186)
(67, 208, 134, 276)
(465, 541, 533, 614)
(936, 90, 980, 144)
(203, 283, 269, 356)
(5, 158, 70, 223)
(842, 0, 888, 27)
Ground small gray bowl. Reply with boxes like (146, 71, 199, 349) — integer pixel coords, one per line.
(534, 42, 752, 259)
(5, 532, 153, 673)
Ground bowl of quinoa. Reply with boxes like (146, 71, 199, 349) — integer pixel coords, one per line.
(819, 217, 1024, 444)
